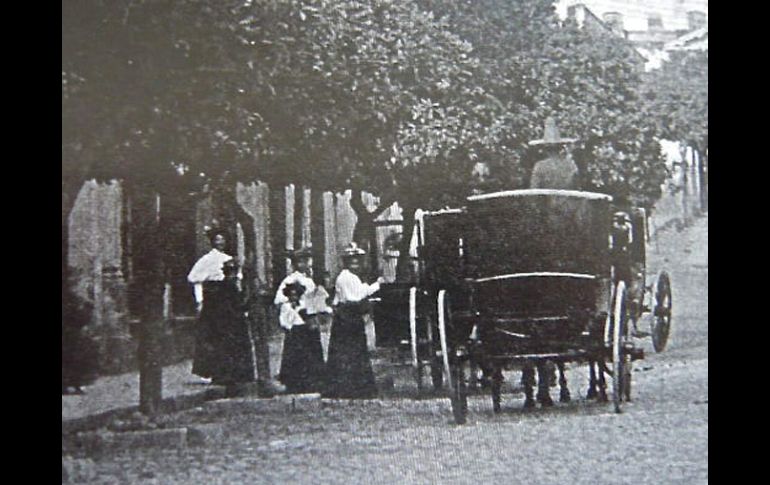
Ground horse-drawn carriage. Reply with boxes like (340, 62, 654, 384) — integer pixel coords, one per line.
(372, 188, 672, 424)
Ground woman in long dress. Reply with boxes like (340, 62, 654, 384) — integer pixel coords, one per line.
(187, 228, 242, 381)
(324, 243, 385, 399)
(277, 282, 326, 393)
(205, 260, 257, 385)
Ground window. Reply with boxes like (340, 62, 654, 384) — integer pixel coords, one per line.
(648, 14, 663, 30)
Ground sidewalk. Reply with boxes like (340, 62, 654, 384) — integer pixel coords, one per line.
(62, 319, 401, 435)
(62, 360, 226, 434)
(62, 336, 289, 434)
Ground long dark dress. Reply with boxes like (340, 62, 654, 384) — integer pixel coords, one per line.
(192, 280, 256, 384)
(324, 302, 377, 399)
(279, 315, 326, 394)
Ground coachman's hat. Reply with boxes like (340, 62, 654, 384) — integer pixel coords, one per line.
(528, 117, 578, 146)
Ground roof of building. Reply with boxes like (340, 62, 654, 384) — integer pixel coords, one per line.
(664, 26, 708, 51)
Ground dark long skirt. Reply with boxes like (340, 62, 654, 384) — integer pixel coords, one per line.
(279, 319, 326, 394)
(192, 281, 256, 384)
(324, 303, 377, 399)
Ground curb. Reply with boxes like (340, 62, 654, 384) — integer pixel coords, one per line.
(74, 427, 189, 453)
(62, 386, 227, 436)
(187, 423, 227, 446)
(205, 393, 322, 415)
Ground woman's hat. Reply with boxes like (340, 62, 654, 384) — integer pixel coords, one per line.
(204, 224, 227, 243)
(282, 281, 307, 297)
(528, 117, 578, 146)
(341, 242, 366, 259)
(222, 259, 239, 274)
(288, 246, 313, 262)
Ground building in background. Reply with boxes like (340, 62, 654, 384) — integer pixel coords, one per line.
(557, 0, 707, 70)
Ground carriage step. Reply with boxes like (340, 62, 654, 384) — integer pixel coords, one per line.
(632, 330, 651, 338)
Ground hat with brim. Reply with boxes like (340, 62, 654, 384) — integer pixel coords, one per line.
(613, 211, 631, 223)
(288, 247, 313, 262)
(222, 259, 239, 274)
(341, 242, 366, 259)
(528, 117, 578, 146)
(205, 224, 227, 243)
(282, 281, 307, 298)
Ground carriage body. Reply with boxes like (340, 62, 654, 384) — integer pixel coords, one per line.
(371, 189, 668, 420)
(460, 189, 614, 357)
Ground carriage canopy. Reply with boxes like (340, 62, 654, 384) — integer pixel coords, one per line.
(464, 189, 613, 280)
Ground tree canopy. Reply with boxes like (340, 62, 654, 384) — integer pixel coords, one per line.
(63, 0, 679, 211)
(641, 49, 708, 156)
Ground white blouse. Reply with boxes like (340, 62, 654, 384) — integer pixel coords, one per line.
(333, 269, 381, 305)
(274, 271, 332, 314)
(187, 249, 238, 304)
(279, 302, 306, 330)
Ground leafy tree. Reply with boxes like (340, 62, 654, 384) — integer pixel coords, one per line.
(419, 0, 669, 209)
(641, 49, 708, 157)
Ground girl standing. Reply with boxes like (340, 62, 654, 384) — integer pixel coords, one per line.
(278, 282, 326, 393)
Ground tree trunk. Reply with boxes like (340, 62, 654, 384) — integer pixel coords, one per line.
(128, 185, 164, 416)
(269, 185, 287, 287)
(349, 189, 378, 279)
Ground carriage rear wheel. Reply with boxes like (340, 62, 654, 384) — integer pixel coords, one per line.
(651, 271, 672, 353)
(611, 281, 632, 413)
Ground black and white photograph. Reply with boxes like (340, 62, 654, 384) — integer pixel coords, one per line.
(62, 0, 708, 483)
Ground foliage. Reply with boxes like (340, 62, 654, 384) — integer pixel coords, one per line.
(641, 49, 708, 154)
(63, 0, 678, 212)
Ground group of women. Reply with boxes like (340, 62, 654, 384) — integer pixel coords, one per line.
(188, 227, 384, 398)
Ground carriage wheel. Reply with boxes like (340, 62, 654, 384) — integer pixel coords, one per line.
(651, 271, 672, 353)
(437, 290, 453, 391)
(611, 281, 631, 413)
(408, 287, 424, 391)
(450, 355, 469, 424)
